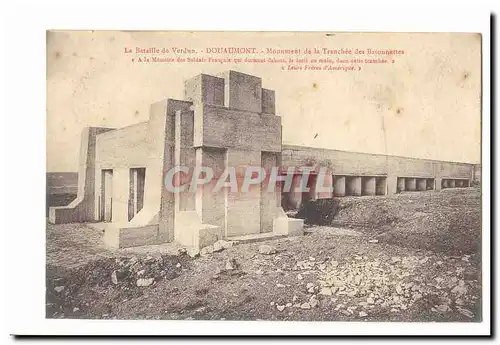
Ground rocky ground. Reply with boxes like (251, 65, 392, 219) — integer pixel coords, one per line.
(46, 187, 482, 322)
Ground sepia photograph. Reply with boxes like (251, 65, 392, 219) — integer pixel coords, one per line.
(45, 31, 482, 323)
(2, 3, 492, 338)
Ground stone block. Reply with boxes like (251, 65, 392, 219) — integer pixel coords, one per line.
(273, 216, 304, 237)
(174, 210, 223, 249)
(184, 74, 225, 106)
(262, 88, 275, 114)
(435, 177, 442, 191)
(103, 223, 160, 249)
(218, 70, 262, 113)
(193, 104, 281, 152)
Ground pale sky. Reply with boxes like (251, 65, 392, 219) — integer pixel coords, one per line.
(47, 31, 481, 172)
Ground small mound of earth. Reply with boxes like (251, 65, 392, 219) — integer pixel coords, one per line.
(294, 188, 480, 255)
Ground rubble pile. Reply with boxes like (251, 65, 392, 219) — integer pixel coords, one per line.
(313, 254, 479, 319)
(46, 254, 189, 318)
(198, 240, 236, 257)
(266, 249, 479, 320)
(107, 255, 187, 288)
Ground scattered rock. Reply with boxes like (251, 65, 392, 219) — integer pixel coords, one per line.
(276, 305, 285, 312)
(187, 247, 200, 258)
(72, 307, 79, 312)
(297, 274, 303, 280)
(111, 271, 118, 285)
(368, 239, 379, 243)
(175, 263, 181, 268)
(436, 304, 451, 313)
(225, 258, 238, 270)
(136, 278, 154, 287)
(391, 257, 401, 264)
(212, 240, 225, 252)
(276, 283, 285, 288)
(222, 241, 235, 249)
(200, 245, 214, 256)
(320, 287, 332, 296)
(309, 298, 318, 308)
(137, 269, 145, 276)
(259, 245, 277, 255)
(451, 281, 467, 296)
(212, 240, 234, 252)
(54, 286, 65, 293)
(456, 306, 474, 318)
(359, 311, 368, 317)
(286, 303, 292, 308)
(300, 302, 311, 309)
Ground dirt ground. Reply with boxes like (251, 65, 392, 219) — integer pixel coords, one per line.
(46, 187, 482, 322)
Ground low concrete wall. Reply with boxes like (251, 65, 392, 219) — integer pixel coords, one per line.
(103, 224, 160, 248)
(281, 145, 475, 196)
